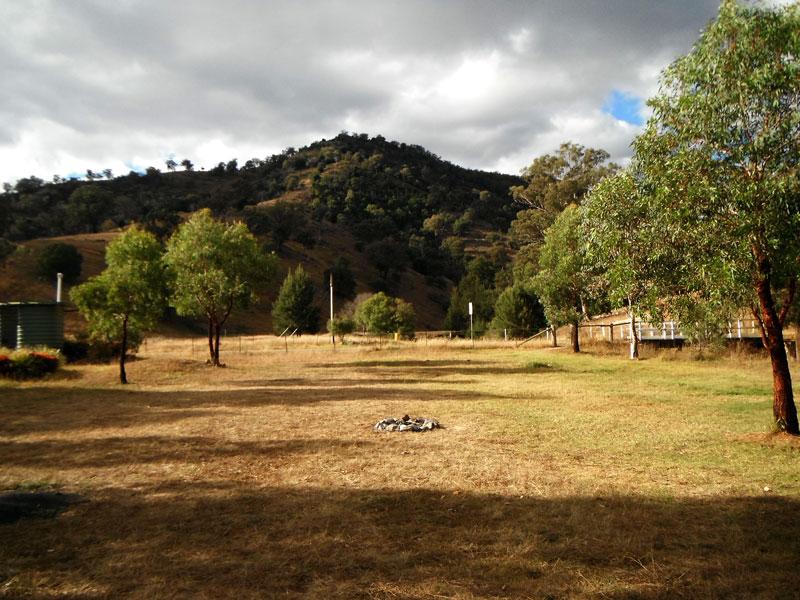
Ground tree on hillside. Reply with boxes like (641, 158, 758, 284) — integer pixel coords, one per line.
(165, 159, 178, 172)
(66, 185, 114, 233)
(181, 159, 194, 171)
(71, 227, 167, 384)
(583, 169, 656, 359)
(245, 201, 310, 252)
(165, 209, 275, 367)
(271, 265, 320, 334)
(634, 0, 800, 433)
(366, 238, 408, 283)
(323, 257, 357, 301)
(36, 243, 83, 283)
(509, 143, 617, 273)
(532, 204, 590, 352)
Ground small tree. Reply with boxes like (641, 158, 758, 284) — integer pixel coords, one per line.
(181, 159, 194, 171)
(491, 282, 546, 338)
(327, 317, 355, 343)
(355, 292, 415, 339)
(165, 209, 275, 366)
(71, 227, 167, 384)
(36, 243, 83, 283)
(271, 265, 320, 334)
(532, 204, 589, 352)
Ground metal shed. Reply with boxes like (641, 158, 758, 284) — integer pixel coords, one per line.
(0, 302, 65, 350)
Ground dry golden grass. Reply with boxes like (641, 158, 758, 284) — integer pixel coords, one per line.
(1, 337, 799, 599)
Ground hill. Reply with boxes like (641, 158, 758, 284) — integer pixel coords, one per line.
(0, 133, 524, 333)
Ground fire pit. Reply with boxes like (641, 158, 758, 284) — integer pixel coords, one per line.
(374, 415, 441, 432)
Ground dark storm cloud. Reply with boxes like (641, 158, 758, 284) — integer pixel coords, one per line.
(0, 0, 721, 182)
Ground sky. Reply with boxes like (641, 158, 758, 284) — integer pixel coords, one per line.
(0, 0, 724, 185)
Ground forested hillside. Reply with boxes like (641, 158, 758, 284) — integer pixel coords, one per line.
(0, 133, 523, 332)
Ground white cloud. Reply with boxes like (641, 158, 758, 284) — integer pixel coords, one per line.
(0, 0, 721, 184)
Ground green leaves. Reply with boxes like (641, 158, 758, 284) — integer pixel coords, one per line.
(532, 204, 588, 328)
(271, 265, 320, 334)
(71, 226, 167, 344)
(164, 209, 276, 323)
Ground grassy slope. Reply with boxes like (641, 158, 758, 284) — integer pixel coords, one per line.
(0, 340, 797, 598)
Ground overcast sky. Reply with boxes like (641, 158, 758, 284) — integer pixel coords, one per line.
(0, 0, 724, 184)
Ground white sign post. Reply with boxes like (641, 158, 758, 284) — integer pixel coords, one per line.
(468, 301, 474, 348)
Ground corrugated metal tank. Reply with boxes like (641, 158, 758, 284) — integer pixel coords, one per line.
(0, 305, 16, 348)
(0, 303, 64, 350)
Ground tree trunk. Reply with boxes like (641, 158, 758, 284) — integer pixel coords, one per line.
(213, 323, 222, 367)
(628, 302, 639, 360)
(755, 274, 799, 434)
(207, 317, 215, 364)
(571, 322, 580, 353)
(119, 316, 128, 384)
(551, 326, 557, 347)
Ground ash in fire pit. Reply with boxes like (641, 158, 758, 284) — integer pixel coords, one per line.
(374, 415, 441, 432)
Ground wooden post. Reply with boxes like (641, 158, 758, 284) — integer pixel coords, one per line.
(609, 324, 614, 343)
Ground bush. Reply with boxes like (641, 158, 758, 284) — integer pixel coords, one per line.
(327, 317, 355, 343)
(61, 339, 90, 363)
(0, 349, 62, 379)
(36, 243, 83, 282)
(0, 354, 11, 376)
(354, 292, 415, 338)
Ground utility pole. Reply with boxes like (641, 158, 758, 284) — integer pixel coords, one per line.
(330, 273, 335, 347)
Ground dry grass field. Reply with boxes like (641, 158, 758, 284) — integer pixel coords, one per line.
(1, 337, 799, 599)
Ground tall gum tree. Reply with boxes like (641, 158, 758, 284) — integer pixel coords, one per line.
(635, 0, 800, 433)
(532, 204, 589, 352)
(583, 169, 664, 360)
(165, 209, 276, 367)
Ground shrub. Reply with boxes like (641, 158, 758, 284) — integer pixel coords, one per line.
(0, 354, 11, 376)
(327, 317, 355, 343)
(354, 292, 415, 339)
(1, 349, 62, 379)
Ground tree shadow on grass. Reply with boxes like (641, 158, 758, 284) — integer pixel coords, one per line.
(0, 436, 377, 469)
(0, 382, 504, 436)
(0, 483, 797, 599)
(314, 358, 567, 379)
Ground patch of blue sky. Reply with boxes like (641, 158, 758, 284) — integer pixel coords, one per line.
(124, 161, 146, 175)
(603, 90, 644, 126)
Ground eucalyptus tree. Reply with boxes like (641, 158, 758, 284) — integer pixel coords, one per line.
(634, 0, 800, 433)
(532, 204, 589, 352)
(71, 227, 167, 384)
(165, 209, 276, 367)
(582, 169, 659, 359)
(509, 142, 617, 273)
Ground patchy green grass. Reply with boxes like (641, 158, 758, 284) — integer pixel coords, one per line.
(0, 337, 798, 598)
